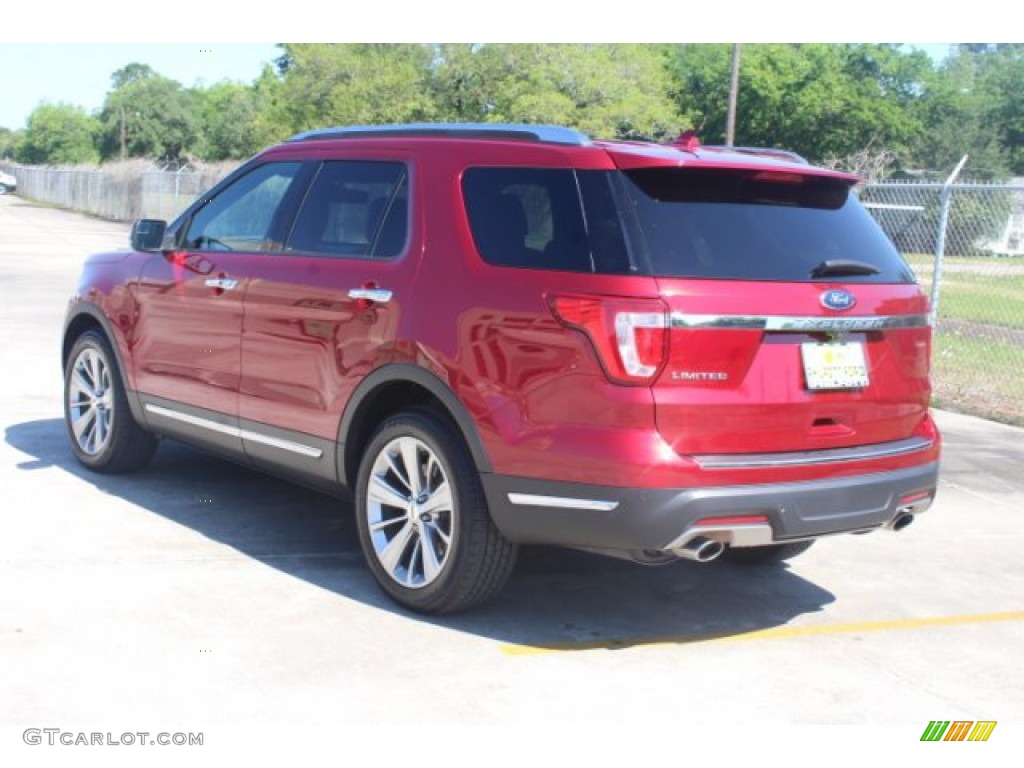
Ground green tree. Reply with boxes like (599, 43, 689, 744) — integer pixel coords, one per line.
(99, 65, 201, 162)
(110, 62, 157, 89)
(0, 127, 22, 159)
(430, 44, 499, 122)
(972, 45, 1024, 174)
(910, 50, 1009, 179)
(668, 44, 928, 164)
(196, 81, 276, 160)
(269, 44, 685, 141)
(432, 44, 685, 139)
(274, 44, 437, 132)
(16, 103, 100, 164)
(249, 64, 292, 148)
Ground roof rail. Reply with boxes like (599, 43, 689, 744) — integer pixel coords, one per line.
(286, 123, 592, 147)
(701, 145, 809, 164)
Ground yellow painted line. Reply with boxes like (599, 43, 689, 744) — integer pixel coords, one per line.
(499, 610, 1024, 656)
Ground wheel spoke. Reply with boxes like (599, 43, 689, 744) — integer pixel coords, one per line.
(425, 454, 441, 491)
(370, 516, 405, 532)
(426, 521, 451, 547)
(84, 418, 99, 453)
(420, 525, 442, 581)
(400, 439, 422, 496)
(406, 537, 422, 586)
(95, 408, 108, 448)
(378, 521, 415, 577)
(420, 480, 452, 516)
(383, 449, 411, 492)
(72, 369, 96, 399)
(368, 473, 411, 509)
(85, 351, 100, 390)
(72, 406, 96, 444)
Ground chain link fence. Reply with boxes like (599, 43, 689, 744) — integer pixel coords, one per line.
(139, 167, 234, 221)
(0, 161, 234, 222)
(862, 181, 1024, 425)
(1, 160, 1021, 426)
(0, 161, 144, 221)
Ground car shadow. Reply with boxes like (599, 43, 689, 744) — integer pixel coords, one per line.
(6, 418, 836, 651)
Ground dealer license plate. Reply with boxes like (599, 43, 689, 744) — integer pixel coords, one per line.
(801, 342, 869, 390)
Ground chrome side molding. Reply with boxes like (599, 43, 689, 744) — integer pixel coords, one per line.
(670, 313, 930, 332)
(144, 403, 323, 459)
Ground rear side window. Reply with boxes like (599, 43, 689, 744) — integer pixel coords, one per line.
(463, 168, 594, 272)
(619, 168, 915, 283)
(287, 161, 408, 258)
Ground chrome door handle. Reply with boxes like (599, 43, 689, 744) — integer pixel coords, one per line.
(347, 288, 392, 303)
(204, 277, 239, 290)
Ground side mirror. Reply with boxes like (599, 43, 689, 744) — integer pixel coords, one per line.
(130, 219, 167, 252)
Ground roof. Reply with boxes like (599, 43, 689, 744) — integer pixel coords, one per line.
(280, 123, 860, 182)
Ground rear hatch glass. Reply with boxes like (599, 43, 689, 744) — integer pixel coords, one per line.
(618, 167, 915, 283)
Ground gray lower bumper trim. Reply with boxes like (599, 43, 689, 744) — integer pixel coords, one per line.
(483, 462, 940, 551)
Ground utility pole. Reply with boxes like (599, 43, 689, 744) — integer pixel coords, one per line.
(726, 44, 741, 146)
(120, 106, 126, 161)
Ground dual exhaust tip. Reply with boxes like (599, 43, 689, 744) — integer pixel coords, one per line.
(636, 509, 917, 566)
(887, 510, 916, 532)
(633, 537, 725, 565)
(673, 536, 726, 563)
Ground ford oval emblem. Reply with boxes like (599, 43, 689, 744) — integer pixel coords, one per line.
(820, 289, 856, 312)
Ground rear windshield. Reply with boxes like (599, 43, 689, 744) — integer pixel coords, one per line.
(618, 168, 915, 283)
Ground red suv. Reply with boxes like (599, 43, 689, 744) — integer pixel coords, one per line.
(62, 124, 940, 613)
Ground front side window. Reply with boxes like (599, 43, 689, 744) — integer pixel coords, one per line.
(184, 162, 302, 252)
(286, 161, 408, 258)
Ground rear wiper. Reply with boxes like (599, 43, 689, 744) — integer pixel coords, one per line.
(810, 259, 880, 278)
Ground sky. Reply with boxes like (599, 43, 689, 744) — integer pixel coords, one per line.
(0, 0, 1002, 133)
(0, 44, 282, 131)
(0, 42, 957, 132)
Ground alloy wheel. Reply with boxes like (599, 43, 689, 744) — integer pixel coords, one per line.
(67, 347, 114, 456)
(365, 436, 454, 589)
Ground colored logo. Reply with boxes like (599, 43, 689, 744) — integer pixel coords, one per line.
(820, 289, 856, 311)
(921, 721, 997, 742)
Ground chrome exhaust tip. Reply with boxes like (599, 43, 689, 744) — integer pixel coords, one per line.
(887, 511, 915, 532)
(674, 536, 726, 563)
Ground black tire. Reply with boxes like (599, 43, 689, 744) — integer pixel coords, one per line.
(355, 407, 517, 614)
(64, 330, 157, 473)
(722, 540, 814, 565)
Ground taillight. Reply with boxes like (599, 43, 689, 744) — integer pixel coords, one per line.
(550, 294, 669, 385)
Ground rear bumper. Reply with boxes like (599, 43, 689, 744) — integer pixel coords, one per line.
(483, 461, 939, 552)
